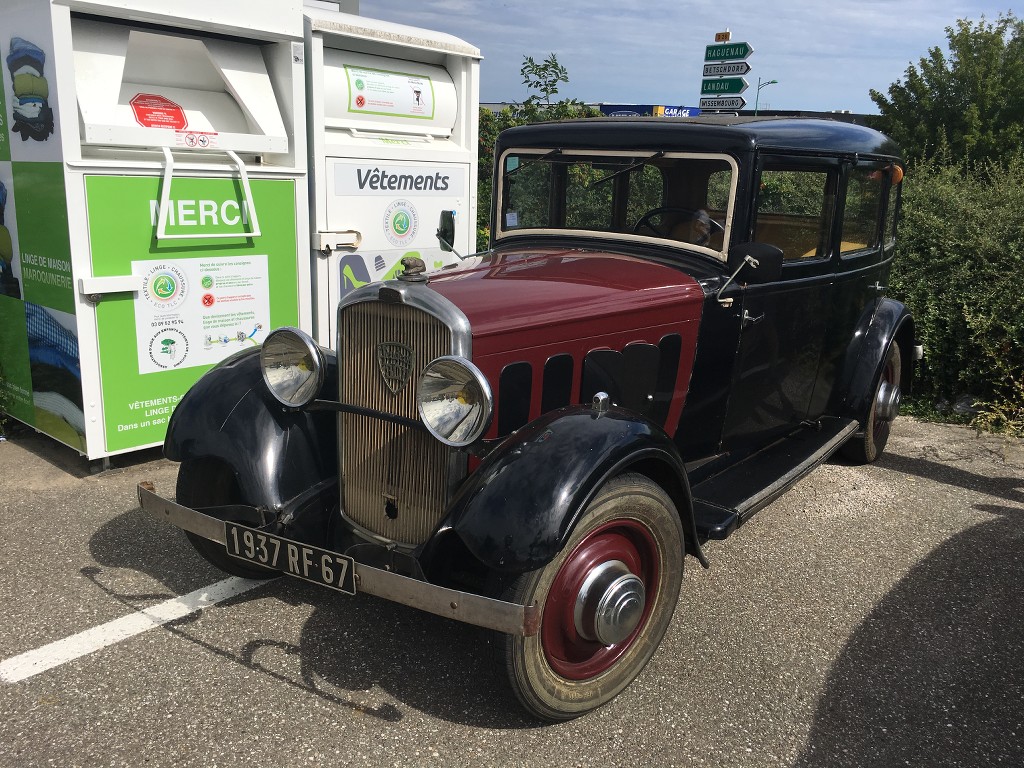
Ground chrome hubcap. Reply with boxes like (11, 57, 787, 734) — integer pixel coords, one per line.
(875, 380, 902, 423)
(574, 560, 646, 647)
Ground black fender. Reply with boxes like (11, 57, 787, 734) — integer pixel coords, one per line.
(441, 405, 706, 575)
(832, 297, 915, 427)
(164, 346, 339, 536)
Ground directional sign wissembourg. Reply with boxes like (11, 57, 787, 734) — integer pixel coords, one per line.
(704, 42, 753, 62)
(698, 96, 747, 110)
(701, 77, 749, 95)
(703, 62, 751, 77)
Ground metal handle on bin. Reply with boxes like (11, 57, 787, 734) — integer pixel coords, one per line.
(155, 147, 262, 240)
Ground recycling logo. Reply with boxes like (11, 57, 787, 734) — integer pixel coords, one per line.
(383, 200, 419, 247)
(142, 263, 188, 311)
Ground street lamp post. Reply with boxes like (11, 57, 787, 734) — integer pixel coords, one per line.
(755, 77, 778, 115)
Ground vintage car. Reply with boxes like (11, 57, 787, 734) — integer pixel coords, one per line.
(139, 116, 916, 721)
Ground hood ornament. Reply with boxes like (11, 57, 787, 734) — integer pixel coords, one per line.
(377, 342, 414, 394)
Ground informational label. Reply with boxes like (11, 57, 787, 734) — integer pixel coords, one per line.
(130, 93, 188, 130)
(176, 130, 218, 149)
(85, 174, 299, 453)
(345, 65, 435, 120)
(132, 256, 270, 374)
(334, 162, 465, 197)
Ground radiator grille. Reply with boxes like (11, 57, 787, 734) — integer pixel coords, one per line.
(338, 301, 453, 546)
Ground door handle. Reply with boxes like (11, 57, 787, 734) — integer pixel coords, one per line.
(742, 309, 764, 328)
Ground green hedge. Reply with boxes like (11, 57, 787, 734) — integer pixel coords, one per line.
(891, 155, 1024, 434)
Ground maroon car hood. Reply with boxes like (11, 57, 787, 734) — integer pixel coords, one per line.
(428, 248, 705, 356)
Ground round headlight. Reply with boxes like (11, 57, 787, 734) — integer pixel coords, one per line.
(417, 356, 493, 447)
(260, 327, 325, 408)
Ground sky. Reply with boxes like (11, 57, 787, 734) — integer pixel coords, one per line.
(359, 0, 1011, 114)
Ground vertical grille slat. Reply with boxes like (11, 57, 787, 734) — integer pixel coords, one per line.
(339, 302, 453, 546)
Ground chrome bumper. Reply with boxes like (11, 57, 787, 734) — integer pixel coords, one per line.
(137, 482, 539, 637)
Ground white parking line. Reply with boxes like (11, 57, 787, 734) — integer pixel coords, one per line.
(0, 577, 264, 683)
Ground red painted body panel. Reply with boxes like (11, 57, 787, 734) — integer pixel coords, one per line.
(429, 248, 705, 436)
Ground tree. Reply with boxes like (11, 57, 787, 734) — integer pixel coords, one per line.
(870, 13, 1024, 163)
(476, 54, 598, 248)
(519, 53, 569, 107)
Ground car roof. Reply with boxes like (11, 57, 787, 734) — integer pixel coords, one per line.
(495, 116, 901, 160)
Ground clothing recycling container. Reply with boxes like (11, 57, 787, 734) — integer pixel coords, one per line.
(303, 7, 481, 343)
(0, 0, 310, 459)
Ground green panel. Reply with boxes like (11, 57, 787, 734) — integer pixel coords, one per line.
(0, 294, 33, 424)
(12, 162, 72, 313)
(85, 175, 299, 453)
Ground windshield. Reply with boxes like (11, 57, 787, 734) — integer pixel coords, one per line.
(497, 150, 737, 259)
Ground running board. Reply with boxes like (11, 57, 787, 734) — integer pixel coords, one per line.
(691, 417, 858, 541)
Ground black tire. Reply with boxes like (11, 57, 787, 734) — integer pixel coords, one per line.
(176, 460, 279, 580)
(842, 342, 902, 464)
(503, 473, 684, 721)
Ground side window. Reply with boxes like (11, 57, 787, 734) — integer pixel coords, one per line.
(625, 165, 665, 228)
(841, 166, 886, 255)
(503, 156, 550, 230)
(755, 168, 833, 261)
(885, 172, 901, 246)
(565, 163, 615, 230)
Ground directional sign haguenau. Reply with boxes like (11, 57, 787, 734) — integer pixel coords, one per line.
(704, 42, 754, 61)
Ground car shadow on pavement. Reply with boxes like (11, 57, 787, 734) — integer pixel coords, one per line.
(792, 496, 1024, 767)
(89, 507, 540, 728)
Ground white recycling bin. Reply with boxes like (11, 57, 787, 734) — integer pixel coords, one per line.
(304, 7, 481, 343)
(0, 0, 310, 458)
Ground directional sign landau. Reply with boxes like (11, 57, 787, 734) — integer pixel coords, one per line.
(704, 42, 754, 62)
(701, 77, 748, 96)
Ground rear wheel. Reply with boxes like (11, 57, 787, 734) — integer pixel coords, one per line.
(503, 473, 684, 721)
(842, 342, 902, 464)
(176, 460, 279, 580)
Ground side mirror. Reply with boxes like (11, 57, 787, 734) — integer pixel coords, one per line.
(436, 210, 456, 252)
(726, 242, 784, 284)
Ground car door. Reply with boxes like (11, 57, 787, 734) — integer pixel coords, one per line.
(721, 155, 840, 453)
(808, 159, 897, 416)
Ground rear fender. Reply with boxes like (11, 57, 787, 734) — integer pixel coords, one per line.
(833, 298, 915, 427)
(164, 347, 339, 542)
(441, 405, 705, 575)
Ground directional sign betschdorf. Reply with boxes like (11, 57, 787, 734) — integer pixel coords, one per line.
(703, 61, 751, 77)
(699, 96, 747, 110)
(701, 77, 748, 95)
(704, 42, 753, 62)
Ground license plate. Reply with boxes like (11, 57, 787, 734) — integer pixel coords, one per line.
(224, 523, 356, 595)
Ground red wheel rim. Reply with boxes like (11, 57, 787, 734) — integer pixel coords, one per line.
(541, 519, 660, 680)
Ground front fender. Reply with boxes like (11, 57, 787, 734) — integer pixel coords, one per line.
(832, 297, 915, 425)
(164, 347, 339, 514)
(443, 405, 704, 575)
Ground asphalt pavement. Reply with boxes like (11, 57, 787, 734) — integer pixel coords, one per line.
(0, 417, 1021, 768)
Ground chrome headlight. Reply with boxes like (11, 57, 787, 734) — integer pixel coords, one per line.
(260, 327, 325, 408)
(417, 356, 493, 447)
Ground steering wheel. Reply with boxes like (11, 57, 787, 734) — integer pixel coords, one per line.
(632, 207, 725, 243)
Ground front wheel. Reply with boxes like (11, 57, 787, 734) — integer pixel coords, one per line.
(842, 342, 902, 464)
(176, 460, 280, 580)
(502, 473, 684, 721)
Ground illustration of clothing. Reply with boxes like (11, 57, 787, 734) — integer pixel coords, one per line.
(0, 181, 19, 299)
(6, 37, 54, 142)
